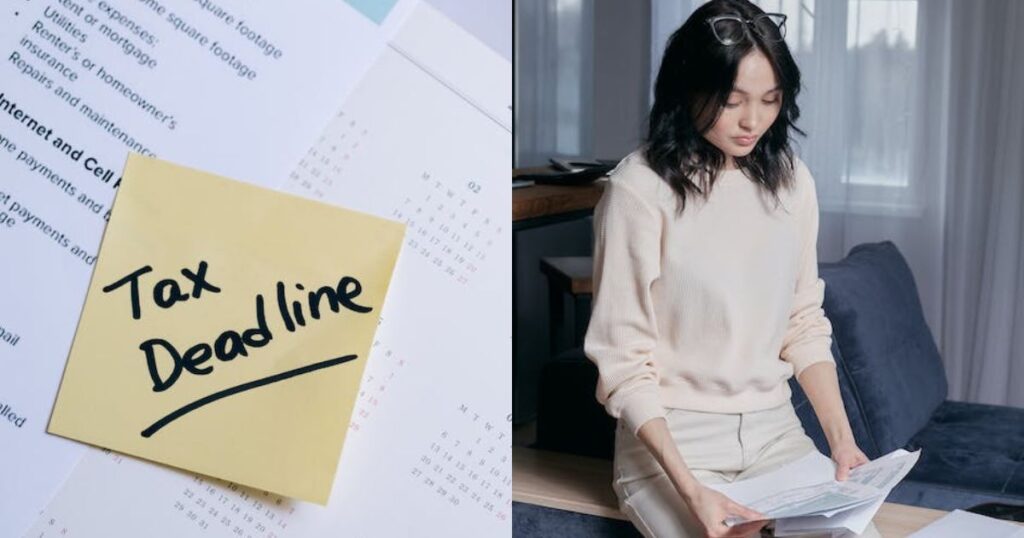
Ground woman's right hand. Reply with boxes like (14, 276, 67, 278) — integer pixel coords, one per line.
(636, 419, 769, 537)
(682, 484, 768, 538)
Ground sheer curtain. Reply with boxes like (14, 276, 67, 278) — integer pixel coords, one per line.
(941, 0, 1024, 406)
(649, 0, 1024, 406)
(514, 0, 594, 166)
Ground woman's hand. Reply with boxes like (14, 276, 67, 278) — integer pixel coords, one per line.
(636, 419, 768, 537)
(830, 440, 869, 481)
(681, 484, 768, 538)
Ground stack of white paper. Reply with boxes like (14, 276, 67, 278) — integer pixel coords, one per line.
(907, 510, 1024, 537)
(712, 449, 921, 536)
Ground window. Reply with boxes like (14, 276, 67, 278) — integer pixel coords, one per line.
(754, 0, 922, 215)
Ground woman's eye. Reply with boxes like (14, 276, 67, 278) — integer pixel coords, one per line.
(725, 102, 741, 109)
(763, 98, 780, 105)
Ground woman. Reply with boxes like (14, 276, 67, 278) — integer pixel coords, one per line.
(584, 1, 879, 537)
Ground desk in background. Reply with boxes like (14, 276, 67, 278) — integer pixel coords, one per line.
(513, 181, 606, 228)
(512, 171, 606, 425)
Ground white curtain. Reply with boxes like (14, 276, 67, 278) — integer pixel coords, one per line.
(941, 0, 1024, 406)
(514, 0, 594, 166)
(649, 0, 1024, 406)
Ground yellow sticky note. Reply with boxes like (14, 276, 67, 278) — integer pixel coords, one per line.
(48, 154, 404, 504)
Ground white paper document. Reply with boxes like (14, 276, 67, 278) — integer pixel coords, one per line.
(713, 449, 920, 534)
(907, 509, 1024, 538)
(773, 496, 885, 537)
(24, 3, 511, 537)
(0, 0, 414, 535)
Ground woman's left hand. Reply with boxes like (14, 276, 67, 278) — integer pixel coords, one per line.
(830, 441, 869, 481)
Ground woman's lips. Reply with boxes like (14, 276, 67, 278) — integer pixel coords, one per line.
(732, 135, 757, 146)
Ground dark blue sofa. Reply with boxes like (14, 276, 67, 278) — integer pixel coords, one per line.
(531, 241, 1024, 511)
(793, 241, 1024, 509)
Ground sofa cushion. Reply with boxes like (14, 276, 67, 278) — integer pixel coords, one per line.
(903, 400, 1024, 502)
(818, 241, 948, 454)
(887, 480, 1024, 512)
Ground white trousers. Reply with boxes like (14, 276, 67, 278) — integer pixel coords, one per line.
(612, 402, 882, 538)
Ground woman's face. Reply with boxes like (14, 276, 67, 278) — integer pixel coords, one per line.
(702, 49, 782, 169)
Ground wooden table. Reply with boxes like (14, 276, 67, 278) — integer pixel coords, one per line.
(513, 447, 961, 537)
(513, 181, 606, 227)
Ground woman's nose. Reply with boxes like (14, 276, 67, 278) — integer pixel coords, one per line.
(739, 105, 761, 132)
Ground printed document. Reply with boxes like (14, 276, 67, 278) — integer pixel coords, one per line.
(0, 0, 414, 535)
(715, 449, 920, 533)
(25, 3, 511, 537)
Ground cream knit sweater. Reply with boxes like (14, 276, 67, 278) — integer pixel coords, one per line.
(584, 151, 835, 435)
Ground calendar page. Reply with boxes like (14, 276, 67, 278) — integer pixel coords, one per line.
(25, 4, 511, 537)
(0, 0, 418, 534)
(27, 448, 303, 538)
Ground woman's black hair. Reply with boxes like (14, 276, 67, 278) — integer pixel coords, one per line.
(645, 0, 804, 213)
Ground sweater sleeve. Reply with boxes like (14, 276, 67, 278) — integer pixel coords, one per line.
(584, 178, 664, 435)
(780, 165, 836, 377)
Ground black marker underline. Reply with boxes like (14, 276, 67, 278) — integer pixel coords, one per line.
(141, 355, 358, 438)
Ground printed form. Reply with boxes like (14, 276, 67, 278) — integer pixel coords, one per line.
(24, 3, 512, 537)
(0, 0, 416, 535)
(716, 449, 921, 535)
